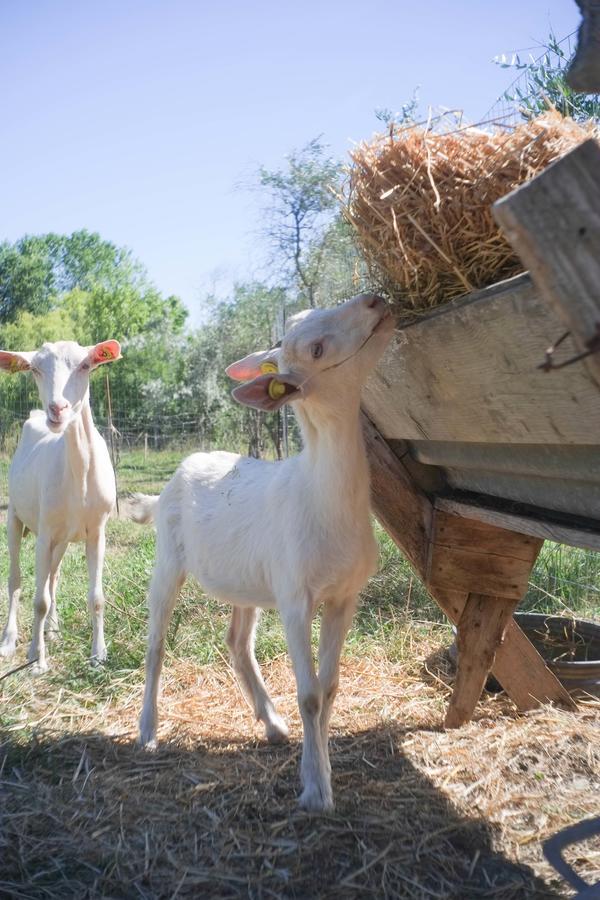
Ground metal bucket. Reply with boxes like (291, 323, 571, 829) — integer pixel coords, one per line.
(449, 613, 600, 698)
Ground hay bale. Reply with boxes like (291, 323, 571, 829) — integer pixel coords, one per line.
(346, 112, 598, 314)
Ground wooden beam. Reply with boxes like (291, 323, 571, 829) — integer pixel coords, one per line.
(444, 593, 519, 728)
(494, 139, 600, 386)
(435, 497, 600, 553)
(567, 0, 600, 93)
(363, 272, 600, 444)
(434, 588, 576, 712)
(362, 412, 432, 577)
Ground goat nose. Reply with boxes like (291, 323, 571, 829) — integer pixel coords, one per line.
(49, 401, 69, 416)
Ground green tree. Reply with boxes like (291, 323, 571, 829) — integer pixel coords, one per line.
(257, 137, 342, 307)
(0, 230, 146, 323)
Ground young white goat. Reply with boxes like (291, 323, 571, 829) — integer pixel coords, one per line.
(0, 340, 121, 673)
(133, 294, 394, 811)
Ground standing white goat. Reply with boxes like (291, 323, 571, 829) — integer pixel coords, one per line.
(0, 340, 121, 673)
(133, 294, 394, 811)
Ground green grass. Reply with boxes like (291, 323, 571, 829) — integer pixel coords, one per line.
(0, 448, 598, 721)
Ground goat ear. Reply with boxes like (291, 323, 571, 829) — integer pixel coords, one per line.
(232, 372, 303, 411)
(88, 340, 122, 367)
(226, 349, 280, 382)
(0, 351, 35, 373)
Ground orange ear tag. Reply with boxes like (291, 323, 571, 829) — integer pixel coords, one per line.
(260, 361, 278, 375)
(268, 379, 286, 401)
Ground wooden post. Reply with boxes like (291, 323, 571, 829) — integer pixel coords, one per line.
(567, 0, 600, 93)
(494, 139, 600, 386)
(444, 593, 519, 728)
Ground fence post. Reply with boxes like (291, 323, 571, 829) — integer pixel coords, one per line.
(104, 371, 119, 516)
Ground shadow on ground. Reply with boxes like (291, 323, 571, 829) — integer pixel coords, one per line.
(0, 722, 565, 899)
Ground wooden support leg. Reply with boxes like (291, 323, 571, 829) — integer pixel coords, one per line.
(364, 416, 577, 726)
(444, 593, 518, 729)
(435, 588, 576, 714)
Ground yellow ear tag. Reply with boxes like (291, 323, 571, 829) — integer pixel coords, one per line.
(268, 379, 286, 400)
(260, 361, 278, 374)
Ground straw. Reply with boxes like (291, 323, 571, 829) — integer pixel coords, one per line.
(346, 111, 598, 315)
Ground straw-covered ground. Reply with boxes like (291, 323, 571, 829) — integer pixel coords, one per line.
(1, 451, 599, 899)
(346, 111, 598, 315)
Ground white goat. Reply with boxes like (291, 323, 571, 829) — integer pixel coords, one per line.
(132, 294, 394, 811)
(0, 340, 121, 673)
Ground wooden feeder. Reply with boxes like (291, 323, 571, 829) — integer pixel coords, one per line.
(362, 139, 600, 728)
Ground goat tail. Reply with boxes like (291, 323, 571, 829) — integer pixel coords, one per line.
(126, 492, 160, 525)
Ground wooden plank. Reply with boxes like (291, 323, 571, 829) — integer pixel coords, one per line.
(435, 497, 600, 553)
(494, 139, 600, 386)
(434, 588, 576, 711)
(444, 593, 519, 728)
(363, 273, 600, 444)
(428, 544, 537, 599)
(431, 510, 543, 562)
(567, 0, 600, 92)
(362, 413, 432, 577)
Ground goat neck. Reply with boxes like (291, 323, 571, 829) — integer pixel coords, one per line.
(61, 390, 95, 499)
(294, 389, 371, 524)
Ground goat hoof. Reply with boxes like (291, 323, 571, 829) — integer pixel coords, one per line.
(89, 655, 106, 668)
(90, 648, 108, 666)
(265, 715, 289, 744)
(137, 734, 158, 751)
(31, 661, 49, 676)
(0, 640, 17, 658)
(298, 784, 334, 813)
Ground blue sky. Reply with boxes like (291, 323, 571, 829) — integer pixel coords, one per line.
(1, 1, 580, 324)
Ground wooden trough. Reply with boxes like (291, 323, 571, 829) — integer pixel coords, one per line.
(363, 139, 600, 728)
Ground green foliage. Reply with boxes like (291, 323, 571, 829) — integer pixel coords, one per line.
(374, 89, 421, 128)
(0, 230, 145, 323)
(494, 31, 600, 121)
(184, 282, 290, 454)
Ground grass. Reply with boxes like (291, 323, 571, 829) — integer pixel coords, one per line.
(0, 448, 598, 694)
(0, 449, 598, 898)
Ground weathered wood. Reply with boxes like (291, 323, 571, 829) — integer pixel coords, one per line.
(431, 510, 542, 562)
(434, 588, 576, 711)
(567, 0, 600, 93)
(494, 139, 600, 386)
(444, 593, 519, 728)
(408, 439, 600, 523)
(363, 273, 600, 444)
(435, 497, 600, 553)
(362, 413, 432, 577)
(427, 510, 543, 600)
(365, 424, 576, 715)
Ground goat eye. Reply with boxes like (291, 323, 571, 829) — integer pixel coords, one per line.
(80, 362, 90, 371)
(311, 342, 323, 360)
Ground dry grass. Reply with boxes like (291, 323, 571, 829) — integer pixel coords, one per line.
(346, 112, 598, 314)
(1, 640, 599, 899)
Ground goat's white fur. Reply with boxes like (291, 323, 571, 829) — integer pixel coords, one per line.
(0, 340, 121, 673)
(134, 294, 394, 811)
